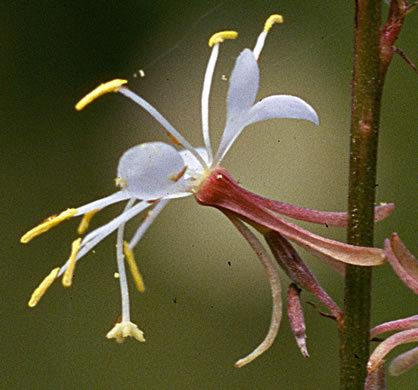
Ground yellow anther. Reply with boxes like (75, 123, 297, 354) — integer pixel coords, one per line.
(21, 208, 78, 244)
(123, 241, 145, 293)
(264, 14, 284, 31)
(75, 79, 128, 111)
(77, 209, 99, 235)
(62, 238, 82, 287)
(28, 267, 60, 308)
(115, 177, 128, 188)
(166, 131, 181, 145)
(169, 166, 187, 182)
(208, 31, 238, 47)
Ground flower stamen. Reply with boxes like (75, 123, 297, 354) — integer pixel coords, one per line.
(166, 131, 181, 145)
(117, 87, 208, 169)
(264, 14, 284, 32)
(129, 199, 169, 248)
(169, 165, 188, 182)
(208, 31, 238, 47)
(20, 208, 78, 243)
(203, 30, 238, 164)
(77, 209, 99, 234)
(75, 79, 128, 111)
(253, 14, 283, 61)
(123, 241, 145, 293)
(62, 238, 82, 287)
(28, 267, 60, 307)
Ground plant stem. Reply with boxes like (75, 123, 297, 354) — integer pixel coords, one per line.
(340, 1, 412, 387)
(340, 1, 383, 389)
(340, 1, 413, 386)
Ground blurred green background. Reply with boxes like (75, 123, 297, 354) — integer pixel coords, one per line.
(2, 1, 416, 389)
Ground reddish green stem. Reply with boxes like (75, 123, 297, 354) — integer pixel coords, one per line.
(340, 1, 411, 388)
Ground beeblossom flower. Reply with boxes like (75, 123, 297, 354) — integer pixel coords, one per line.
(365, 236, 418, 384)
(22, 15, 395, 367)
(367, 315, 418, 381)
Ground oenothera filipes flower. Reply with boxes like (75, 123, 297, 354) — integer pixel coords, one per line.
(365, 235, 418, 385)
(369, 315, 418, 376)
(22, 15, 395, 367)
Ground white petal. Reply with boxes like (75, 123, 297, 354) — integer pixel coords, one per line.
(117, 142, 190, 200)
(179, 147, 208, 177)
(226, 49, 259, 119)
(214, 50, 259, 165)
(214, 95, 319, 165)
(246, 95, 319, 126)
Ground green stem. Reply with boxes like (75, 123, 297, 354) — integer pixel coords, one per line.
(340, 0, 412, 386)
(340, 1, 383, 389)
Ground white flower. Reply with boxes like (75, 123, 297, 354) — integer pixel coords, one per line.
(22, 15, 320, 362)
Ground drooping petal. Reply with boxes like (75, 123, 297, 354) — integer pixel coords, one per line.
(196, 168, 387, 267)
(316, 255, 347, 275)
(263, 209, 386, 266)
(370, 315, 418, 340)
(117, 142, 190, 200)
(224, 213, 282, 368)
(385, 233, 418, 293)
(265, 230, 341, 318)
(389, 346, 418, 376)
(245, 95, 319, 126)
(364, 361, 386, 390)
(367, 328, 418, 373)
(246, 193, 395, 227)
(390, 234, 418, 278)
(287, 283, 309, 358)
